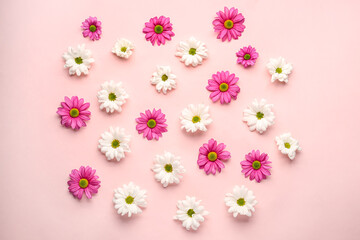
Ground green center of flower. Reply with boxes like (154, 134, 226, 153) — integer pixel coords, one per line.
(69, 108, 79, 118)
(252, 160, 261, 170)
(224, 20, 234, 29)
(125, 196, 134, 204)
(276, 67, 282, 73)
(187, 209, 195, 217)
(244, 54, 251, 60)
(192, 115, 201, 123)
(284, 142, 291, 149)
(207, 151, 218, 161)
(237, 198, 246, 206)
(111, 139, 120, 149)
(256, 112, 264, 119)
(120, 47, 127, 52)
(161, 74, 168, 81)
(89, 25, 97, 32)
(75, 57, 83, 64)
(154, 25, 163, 34)
(108, 92, 117, 101)
(219, 83, 229, 92)
(189, 48, 196, 55)
(147, 119, 157, 128)
(164, 164, 173, 173)
(79, 178, 89, 188)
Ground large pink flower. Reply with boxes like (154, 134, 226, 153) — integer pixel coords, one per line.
(213, 7, 245, 42)
(67, 166, 101, 199)
(197, 138, 231, 175)
(56, 96, 91, 130)
(143, 16, 175, 46)
(136, 109, 168, 140)
(206, 71, 240, 104)
(236, 45, 259, 68)
(81, 16, 102, 41)
(241, 150, 272, 183)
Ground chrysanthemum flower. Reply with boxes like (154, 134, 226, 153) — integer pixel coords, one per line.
(98, 127, 131, 161)
(81, 16, 102, 41)
(206, 71, 240, 104)
(97, 81, 129, 113)
(266, 57, 293, 83)
(236, 45, 259, 68)
(243, 98, 275, 134)
(62, 44, 94, 76)
(241, 150, 271, 183)
(56, 96, 91, 130)
(67, 166, 101, 199)
(151, 66, 176, 94)
(175, 37, 208, 67)
(275, 133, 301, 160)
(112, 38, 134, 59)
(225, 185, 257, 217)
(180, 104, 212, 133)
(152, 152, 185, 187)
(143, 16, 175, 46)
(135, 109, 168, 140)
(113, 182, 147, 217)
(213, 7, 245, 41)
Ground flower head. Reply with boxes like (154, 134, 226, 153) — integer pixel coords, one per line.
(175, 37, 208, 67)
(112, 38, 134, 59)
(275, 133, 301, 160)
(135, 109, 168, 140)
(241, 150, 271, 183)
(180, 104, 212, 133)
(56, 96, 91, 130)
(206, 71, 240, 104)
(225, 185, 257, 217)
(67, 166, 101, 199)
(81, 16, 102, 41)
(213, 7, 245, 41)
(152, 152, 185, 187)
(197, 138, 231, 175)
(243, 98, 275, 134)
(62, 44, 94, 76)
(236, 45, 259, 68)
(143, 16, 175, 46)
(113, 182, 147, 217)
(267, 57, 293, 83)
(151, 66, 176, 94)
(98, 127, 131, 161)
(97, 81, 129, 113)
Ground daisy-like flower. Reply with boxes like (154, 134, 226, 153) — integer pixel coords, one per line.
(213, 7, 245, 42)
(151, 66, 176, 94)
(97, 81, 129, 113)
(180, 104, 212, 133)
(174, 196, 209, 231)
(143, 16, 175, 46)
(266, 57, 293, 83)
(135, 109, 168, 140)
(152, 152, 185, 187)
(175, 37, 208, 67)
(67, 166, 101, 200)
(275, 133, 301, 160)
(81, 16, 102, 41)
(243, 98, 275, 134)
(197, 138, 231, 175)
(112, 38, 134, 59)
(113, 182, 147, 217)
(206, 71, 240, 104)
(241, 150, 272, 183)
(98, 127, 131, 161)
(225, 185, 257, 217)
(56, 96, 91, 130)
(236, 45, 259, 68)
(63, 44, 94, 76)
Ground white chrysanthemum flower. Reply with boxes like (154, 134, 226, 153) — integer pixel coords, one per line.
(266, 57, 293, 83)
(275, 133, 301, 160)
(225, 185, 257, 218)
(113, 182, 147, 217)
(152, 152, 185, 187)
(98, 127, 131, 161)
(243, 98, 275, 134)
(175, 37, 208, 67)
(62, 44, 94, 76)
(180, 104, 212, 133)
(97, 81, 129, 113)
(174, 196, 209, 231)
(112, 38, 134, 59)
(150, 66, 176, 94)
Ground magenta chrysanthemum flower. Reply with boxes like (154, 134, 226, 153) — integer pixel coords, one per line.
(56, 96, 91, 130)
(241, 150, 272, 183)
(142, 16, 175, 46)
(81, 16, 102, 41)
(197, 138, 231, 175)
(206, 71, 240, 104)
(67, 166, 101, 199)
(236, 45, 259, 68)
(136, 109, 168, 140)
(213, 7, 245, 42)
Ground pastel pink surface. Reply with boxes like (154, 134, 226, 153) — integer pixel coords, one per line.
(1, 0, 360, 239)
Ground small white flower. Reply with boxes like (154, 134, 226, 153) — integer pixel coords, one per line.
(150, 66, 176, 94)
(152, 152, 185, 187)
(174, 196, 209, 231)
(97, 81, 129, 113)
(180, 104, 212, 133)
(266, 57, 293, 83)
(62, 44, 94, 76)
(243, 98, 275, 134)
(98, 127, 131, 161)
(225, 185, 257, 218)
(112, 38, 134, 59)
(113, 182, 147, 217)
(275, 133, 301, 160)
(175, 37, 208, 67)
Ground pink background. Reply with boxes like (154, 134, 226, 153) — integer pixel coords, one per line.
(1, 0, 360, 239)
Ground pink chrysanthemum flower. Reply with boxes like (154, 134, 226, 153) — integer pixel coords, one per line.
(67, 166, 101, 199)
(206, 71, 240, 104)
(197, 138, 231, 175)
(213, 7, 245, 42)
(56, 96, 91, 130)
(136, 109, 168, 140)
(143, 16, 175, 46)
(81, 16, 102, 41)
(241, 150, 272, 183)
(236, 45, 259, 68)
